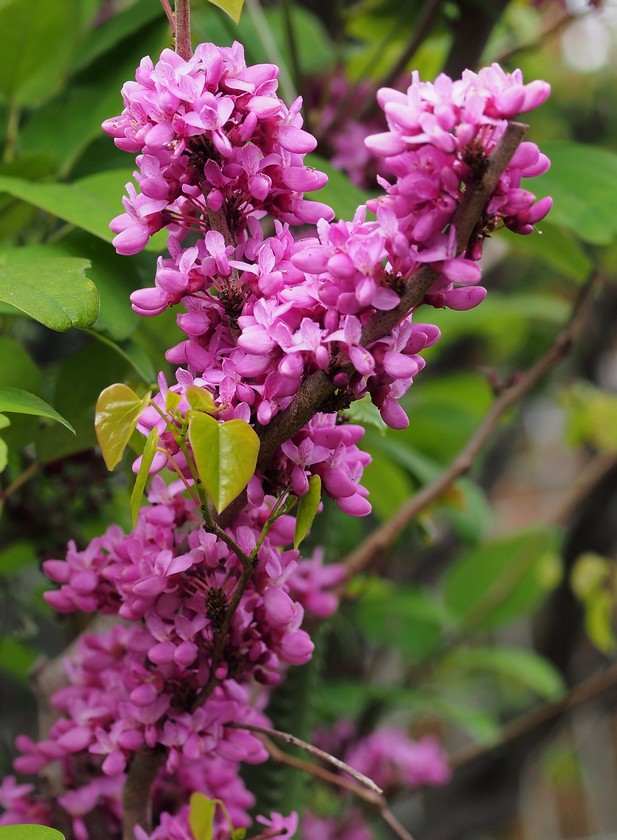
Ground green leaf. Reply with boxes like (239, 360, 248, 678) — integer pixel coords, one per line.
(206, 0, 245, 24)
(19, 18, 169, 176)
(347, 396, 387, 434)
(0, 540, 37, 577)
(570, 553, 617, 654)
(443, 528, 562, 631)
(192, 3, 334, 75)
(535, 142, 617, 245)
(0, 434, 7, 474)
(189, 792, 216, 840)
(0, 386, 75, 433)
(563, 381, 617, 453)
(294, 475, 321, 549)
(0, 249, 98, 331)
(305, 154, 375, 221)
(131, 428, 159, 529)
(95, 384, 151, 470)
(0, 637, 38, 681)
(0, 827, 65, 840)
(361, 448, 414, 522)
(35, 342, 132, 465)
(186, 385, 218, 414)
(73, 0, 166, 73)
(0, 336, 41, 392)
(505, 221, 592, 284)
(0, 0, 79, 106)
(86, 331, 155, 384)
(442, 646, 565, 700)
(356, 578, 447, 661)
(0, 170, 164, 251)
(188, 414, 260, 513)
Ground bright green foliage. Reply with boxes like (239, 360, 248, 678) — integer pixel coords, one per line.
(0, 826, 65, 840)
(535, 141, 617, 245)
(571, 552, 617, 654)
(0, 386, 75, 433)
(204, 0, 245, 24)
(95, 383, 151, 470)
(0, 248, 98, 331)
(130, 428, 159, 528)
(294, 474, 321, 548)
(189, 792, 216, 840)
(188, 413, 259, 513)
(186, 385, 218, 413)
(0, 170, 164, 249)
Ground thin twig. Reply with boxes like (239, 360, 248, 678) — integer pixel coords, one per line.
(253, 730, 417, 840)
(160, 0, 176, 35)
(338, 273, 601, 587)
(228, 721, 383, 795)
(0, 460, 40, 501)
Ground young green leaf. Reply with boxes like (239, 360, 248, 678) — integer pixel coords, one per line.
(188, 791, 216, 840)
(0, 250, 98, 331)
(130, 428, 159, 529)
(188, 413, 259, 513)
(294, 475, 321, 549)
(95, 384, 151, 470)
(443, 528, 562, 631)
(205, 0, 245, 25)
(441, 646, 565, 700)
(186, 385, 217, 413)
(0, 386, 75, 433)
(0, 826, 65, 840)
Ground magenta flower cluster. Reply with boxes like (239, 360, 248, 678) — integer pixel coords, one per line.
(304, 721, 451, 839)
(1, 36, 551, 840)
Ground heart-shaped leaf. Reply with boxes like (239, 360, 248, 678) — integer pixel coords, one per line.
(188, 413, 259, 513)
(95, 383, 150, 470)
(0, 386, 75, 433)
(189, 792, 216, 840)
(294, 474, 321, 549)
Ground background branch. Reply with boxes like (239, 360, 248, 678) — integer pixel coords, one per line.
(338, 273, 600, 587)
(232, 723, 418, 840)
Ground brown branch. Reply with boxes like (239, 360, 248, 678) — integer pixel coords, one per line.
(232, 724, 418, 840)
(122, 749, 166, 840)
(338, 273, 601, 587)
(449, 656, 617, 770)
(174, 0, 192, 60)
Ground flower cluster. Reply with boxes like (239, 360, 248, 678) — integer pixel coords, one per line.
(5, 478, 344, 836)
(1, 35, 552, 840)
